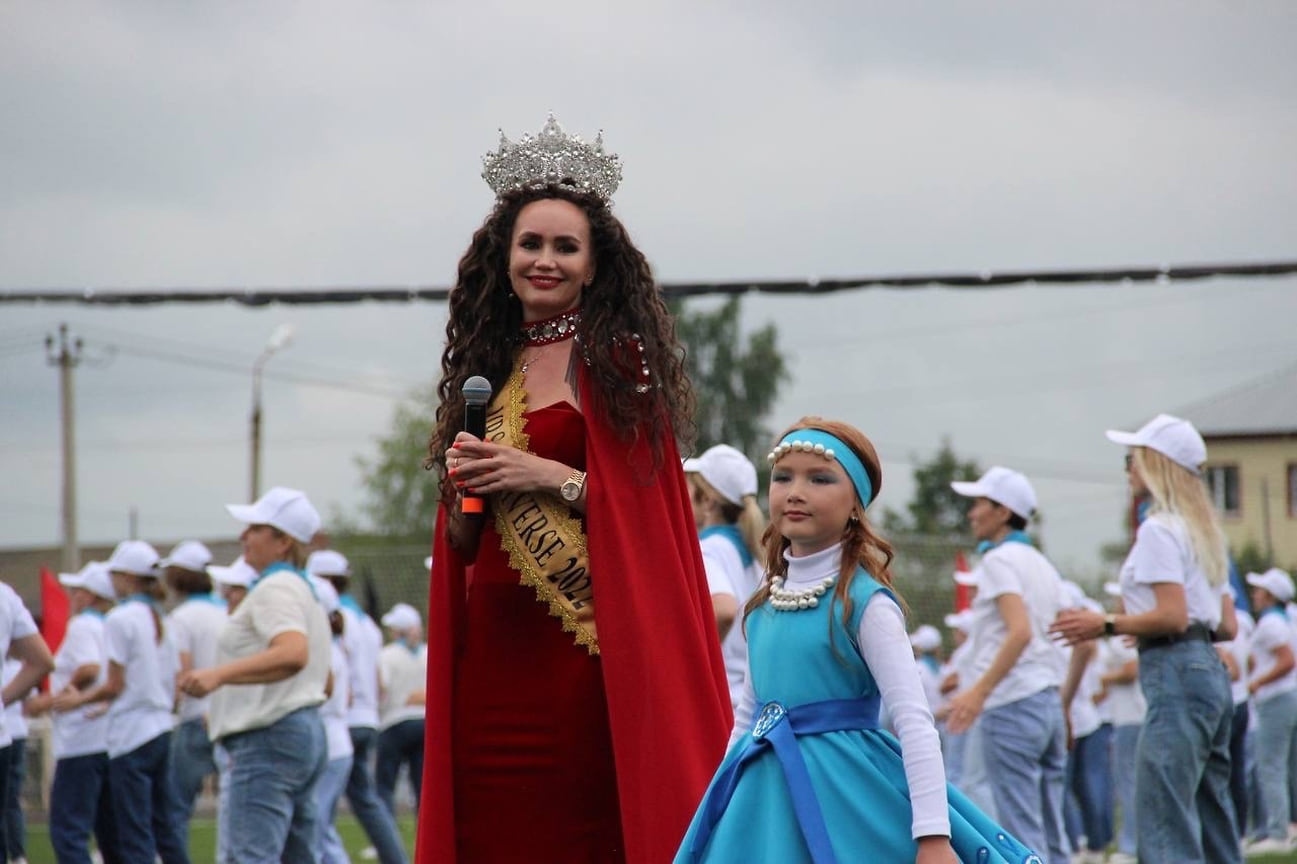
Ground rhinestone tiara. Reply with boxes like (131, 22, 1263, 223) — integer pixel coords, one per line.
(481, 113, 623, 203)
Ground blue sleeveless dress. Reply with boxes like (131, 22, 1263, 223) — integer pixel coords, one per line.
(675, 570, 1041, 864)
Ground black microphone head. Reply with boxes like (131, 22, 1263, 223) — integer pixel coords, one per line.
(462, 375, 493, 407)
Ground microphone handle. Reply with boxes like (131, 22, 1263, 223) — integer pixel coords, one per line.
(461, 402, 488, 517)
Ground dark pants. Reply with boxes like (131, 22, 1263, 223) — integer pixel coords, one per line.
(108, 732, 190, 864)
(1064, 723, 1115, 852)
(1229, 700, 1250, 837)
(376, 718, 425, 816)
(170, 718, 216, 849)
(0, 745, 10, 864)
(346, 727, 408, 864)
(50, 752, 123, 864)
(3, 738, 22, 861)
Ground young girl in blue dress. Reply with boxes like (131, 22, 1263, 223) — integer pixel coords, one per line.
(676, 417, 1040, 864)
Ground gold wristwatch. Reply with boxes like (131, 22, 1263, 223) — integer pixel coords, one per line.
(559, 470, 587, 503)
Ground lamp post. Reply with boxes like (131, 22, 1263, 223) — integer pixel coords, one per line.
(249, 323, 296, 501)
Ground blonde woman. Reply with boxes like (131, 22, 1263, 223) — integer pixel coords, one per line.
(1052, 414, 1239, 864)
(685, 444, 767, 710)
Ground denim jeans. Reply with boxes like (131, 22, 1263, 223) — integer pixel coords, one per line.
(316, 755, 353, 864)
(214, 744, 230, 864)
(1064, 723, 1114, 852)
(4, 737, 23, 861)
(50, 751, 123, 864)
(346, 726, 409, 864)
(108, 731, 190, 864)
(1253, 689, 1297, 841)
(0, 745, 10, 864)
(1135, 639, 1239, 863)
(1112, 723, 1140, 856)
(222, 707, 327, 864)
(980, 688, 1068, 864)
(376, 718, 424, 816)
(958, 717, 998, 821)
(1228, 701, 1250, 838)
(171, 717, 216, 848)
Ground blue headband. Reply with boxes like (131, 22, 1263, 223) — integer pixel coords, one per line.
(769, 430, 875, 508)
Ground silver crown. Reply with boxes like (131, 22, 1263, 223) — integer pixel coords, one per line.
(482, 114, 622, 203)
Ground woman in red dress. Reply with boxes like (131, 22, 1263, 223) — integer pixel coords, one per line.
(417, 116, 733, 864)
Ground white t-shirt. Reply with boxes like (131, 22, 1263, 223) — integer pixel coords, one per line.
(51, 611, 110, 759)
(0, 586, 38, 748)
(379, 640, 427, 730)
(1100, 636, 1146, 727)
(700, 531, 762, 710)
(166, 595, 229, 722)
(322, 639, 354, 761)
(2, 658, 28, 741)
(1227, 610, 1255, 707)
(340, 602, 383, 729)
(968, 541, 1064, 711)
(1067, 645, 1102, 739)
(1119, 513, 1223, 630)
(104, 599, 179, 758)
(207, 570, 331, 741)
(1250, 609, 1297, 703)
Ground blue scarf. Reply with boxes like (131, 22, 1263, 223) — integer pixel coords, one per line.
(976, 530, 1034, 555)
(1261, 605, 1289, 621)
(339, 593, 367, 618)
(700, 524, 754, 568)
(252, 561, 317, 598)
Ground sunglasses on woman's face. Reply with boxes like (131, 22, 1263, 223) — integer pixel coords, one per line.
(1124, 453, 1133, 471)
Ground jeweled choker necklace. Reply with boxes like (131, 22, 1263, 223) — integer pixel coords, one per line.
(519, 308, 581, 346)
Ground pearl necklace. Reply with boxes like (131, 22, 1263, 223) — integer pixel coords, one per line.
(769, 574, 836, 612)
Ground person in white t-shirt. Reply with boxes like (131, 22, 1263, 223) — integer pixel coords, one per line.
(160, 539, 225, 846)
(945, 466, 1067, 863)
(53, 540, 189, 864)
(683, 444, 766, 711)
(0, 578, 53, 864)
(1053, 414, 1240, 864)
(178, 487, 332, 864)
(26, 562, 121, 863)
(1245, 568, 1297, 850)
(1096, 581, 1146, 864)
(311, 576, 352, 864)
(1058, 586, 1113, 863)
(376, 602, 427, 817)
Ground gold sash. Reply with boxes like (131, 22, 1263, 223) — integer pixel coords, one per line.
(488, 359, 599, 655)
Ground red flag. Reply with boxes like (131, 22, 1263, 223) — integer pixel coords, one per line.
(953, 550, 971, 612)
(40, 567, 70, 656)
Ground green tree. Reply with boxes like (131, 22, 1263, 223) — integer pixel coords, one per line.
(352, 384, 439, 540)
(881, 440, 982, 538)
(671, 295, 788, 458)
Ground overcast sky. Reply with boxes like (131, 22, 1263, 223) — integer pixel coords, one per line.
(2, 2, 1294, 579)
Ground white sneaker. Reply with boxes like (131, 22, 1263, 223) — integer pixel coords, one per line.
(1245, 836, 1293, 856)
(360, 847, 379, 860)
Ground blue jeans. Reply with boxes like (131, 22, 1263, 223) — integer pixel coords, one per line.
(980, 688, 1068, 864)
(1135, 639, 1239, 863)
(221, 707, 327, 864)
(346, 726, 409, 864)
(376, 718, 424, 816)
(957, 717, 998, 820)
(50, 751, 123, 864)
(1112, 723, 1140, 856)
(4, 738, 23, 860)
(1064, 723, 1114, 852)
(171, 717, 216, 848)
(1253, 689, 1297, 841)
(1228, 701, 1250, 838)
(316, 755, 353, 864)
(108, 731, 190, 864)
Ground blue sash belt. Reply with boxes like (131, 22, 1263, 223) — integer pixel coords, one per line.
(690, 695, 880, 863)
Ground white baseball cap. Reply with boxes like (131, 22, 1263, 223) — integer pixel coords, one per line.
(381, 602, 422, 631)
(225, 487, 321, 544)
(1103, 581, 1123, 598)
(306, 550, 351, 578)
(683, 444, 758, 506)
(951, 466, 1037, 520)
(1246, 568, 1295, 604)
(953, 566, 982, 588)
(209, 557, 257, 590)
(424, 555, 433, 571)
(159, 540, 213, 573)
(943, 609, 975, 632)
(59, 561, 116, 600)
(909, 624, 942, 653)
(106, 540, 160, 577)
(311, 576, 341, 615)
(1104, 413, 1207, 474)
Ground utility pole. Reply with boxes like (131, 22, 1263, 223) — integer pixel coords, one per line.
(46, 324, 83, 573)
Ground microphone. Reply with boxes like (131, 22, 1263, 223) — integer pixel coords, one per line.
(460, 376, 493, 516)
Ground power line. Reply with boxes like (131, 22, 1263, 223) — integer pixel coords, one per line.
(2, 259, 1295, 306)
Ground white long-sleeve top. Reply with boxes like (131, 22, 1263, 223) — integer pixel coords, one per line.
(730, 545, 951, 840)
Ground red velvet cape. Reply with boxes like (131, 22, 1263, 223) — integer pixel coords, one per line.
(416, 374, 733, 864)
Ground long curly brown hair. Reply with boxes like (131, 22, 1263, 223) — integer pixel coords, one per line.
(744, 417, 902, 642)
(425, 185, 695, 498)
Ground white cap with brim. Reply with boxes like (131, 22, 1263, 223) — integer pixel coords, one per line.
(943, 609, 975, 632)
(950, 466, 1037, 521)
(1246, 568, 1295, 604)
(209, 558, 257, 590)
(381, 602, 422, 631)
(909, 624, 942, 653)
(106, 540, 160, 577)
(306, 550, 350, 579)
(1104, 413, 1207, 474)
(682, 444, 759, 506)
(59, 562, 116, 600)
(225, 486, 321, 544)
(311, 576, 341, 615)
(160, 540, 213, 572)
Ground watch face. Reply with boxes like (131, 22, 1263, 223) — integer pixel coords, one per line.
(560, 482, 579, 502)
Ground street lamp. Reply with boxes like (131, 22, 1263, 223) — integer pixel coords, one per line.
(249, 323, 296, 500)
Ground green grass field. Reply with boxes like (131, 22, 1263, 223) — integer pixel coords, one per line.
(22, 814, 416, 863)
